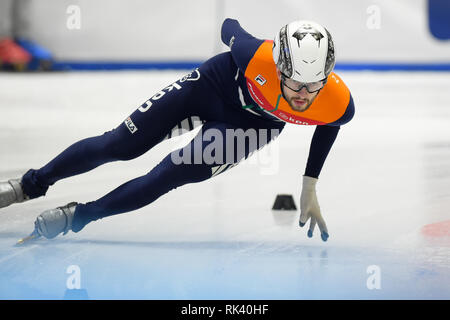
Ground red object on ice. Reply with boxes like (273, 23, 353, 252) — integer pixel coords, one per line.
(421, 220, 450, 238)
(0, 38, 31, 64)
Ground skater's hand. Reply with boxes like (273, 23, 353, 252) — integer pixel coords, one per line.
(299, 176, 329, 242)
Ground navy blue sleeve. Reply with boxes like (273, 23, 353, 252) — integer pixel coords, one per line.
(221, 18, 265, 73)
(304, 94, 355, 178)
(304, 125, 340, 179)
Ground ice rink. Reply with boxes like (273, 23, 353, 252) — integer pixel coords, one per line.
(0, 70, 449, 299)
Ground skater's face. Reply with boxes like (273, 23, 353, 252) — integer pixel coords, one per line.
(276, 69, 320, 112)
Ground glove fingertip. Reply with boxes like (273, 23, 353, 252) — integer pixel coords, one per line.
(299, 221, 305, 227)
(307, 230, 313, 238)
(321, 232, 329, 242)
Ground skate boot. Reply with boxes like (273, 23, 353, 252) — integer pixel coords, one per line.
(34, 202, 78, 239)
(0, 179, 29, 209)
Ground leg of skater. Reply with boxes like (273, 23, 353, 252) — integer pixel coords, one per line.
(1, 70, 207, 209)
(33, 120, 285, 239)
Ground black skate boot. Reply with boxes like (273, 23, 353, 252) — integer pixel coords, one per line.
(0, 179, 29, 209)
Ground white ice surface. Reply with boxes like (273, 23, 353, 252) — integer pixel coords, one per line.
(0, 71, 449, 299)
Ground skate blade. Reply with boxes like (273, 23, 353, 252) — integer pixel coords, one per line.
(16, 230, 41, 245)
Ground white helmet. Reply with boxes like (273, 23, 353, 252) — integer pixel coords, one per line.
(273, 20, 335, 83)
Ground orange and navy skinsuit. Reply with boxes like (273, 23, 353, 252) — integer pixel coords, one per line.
(220, 18, 355, 178)
(19, 19, 355, 231)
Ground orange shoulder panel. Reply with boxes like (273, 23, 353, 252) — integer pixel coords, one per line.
(244, 41, 350, 125)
